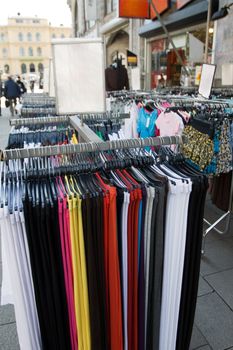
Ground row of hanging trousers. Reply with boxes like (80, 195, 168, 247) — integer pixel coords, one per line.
(0, 153, 208, 350)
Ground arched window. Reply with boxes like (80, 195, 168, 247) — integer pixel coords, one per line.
(18, 32, 23, 41)
(36, 32, 41, 41)
(30, 63, 35, 73)
(0, 33, 5, 41)
(21, 63, 27, 74)
(61, 33, 65, 38)
(52, 33, 56, 39)
(27, 32, 32, 41)
(4, 64, 10, 74)
(2, 48, 7, 58)
(37, 47, 42, 56)
(38, 63, 44, 73)
(19, 47, 25, 56)
(28, 47, 33, 56)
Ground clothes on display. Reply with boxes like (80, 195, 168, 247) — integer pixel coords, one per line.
(7, 124, 78, 149)
(105, 62, 129, 91)
(1, 142, 208, 350)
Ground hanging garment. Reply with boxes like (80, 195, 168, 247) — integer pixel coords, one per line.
(1, 148, 208, 350)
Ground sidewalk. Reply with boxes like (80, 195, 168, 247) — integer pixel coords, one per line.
(0, 107, 233, 349)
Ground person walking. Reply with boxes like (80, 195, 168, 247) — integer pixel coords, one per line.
(4, 76, 21, 116)
(16, 76, 27, 100)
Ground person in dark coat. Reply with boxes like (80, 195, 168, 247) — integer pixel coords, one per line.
(16, 76, 27, 96)
(4, 76, 21, 116)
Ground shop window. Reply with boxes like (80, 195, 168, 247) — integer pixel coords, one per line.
(30, 63, 35, 73)
(21, 63, 27, 74)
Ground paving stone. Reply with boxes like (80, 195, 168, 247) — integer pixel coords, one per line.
(198, 276, 213, 297)
(0, 323, 20, 350)
(200, 239, 233, 276)
(189, 324, 208, 349)
(195, 292, 233, 350)
(0, 304, 15, 325)
(205, 269, 233, 310)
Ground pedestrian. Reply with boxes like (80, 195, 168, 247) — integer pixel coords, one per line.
(16, 76, 27, 100)
(30, 79, 35, 93)
(4, 76, 21, 116)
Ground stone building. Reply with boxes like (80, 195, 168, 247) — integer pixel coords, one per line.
(0, 16, 72, 80)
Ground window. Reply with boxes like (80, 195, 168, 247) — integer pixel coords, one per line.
(33, 19, 40, 23)
(0, 33, 5, 41)
(16, 19, 23, 23)
(30, 63, 35, 73)
(2, 48, 7, 58)
(36, 32, 41, 41)
(4, 64, 10, 74)
(19, 47, 25, 57)
(61, 33, 65, 38)
(38, 63, 44, 73)
(105, 0, 117, 14)
(21, 63, 27, 74)
(37, 47, 42, 56)
(52, 33, 56, 39)
(27, 32, 32, 41)
(18, 32, 23, 41)
(28, 47, 33, 56)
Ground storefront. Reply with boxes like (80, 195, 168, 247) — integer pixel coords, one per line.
(139, 0, 216, 88)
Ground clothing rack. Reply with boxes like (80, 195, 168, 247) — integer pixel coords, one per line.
(10, 115, 70, 126)
(164, 96, 232, 244)
(2, 135, 186, 160)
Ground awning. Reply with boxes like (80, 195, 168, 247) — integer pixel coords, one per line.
(139, 0, 208, 38)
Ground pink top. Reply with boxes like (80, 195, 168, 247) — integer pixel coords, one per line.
(156, 111, 184, 137)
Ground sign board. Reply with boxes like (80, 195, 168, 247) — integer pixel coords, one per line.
(127, 50, 137, 67)
(119, 0, 168, 19)
(198, 64, 216, 99)
(52, 38, 106, 115)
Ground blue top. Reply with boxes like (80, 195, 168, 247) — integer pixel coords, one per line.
(137, 108, 157, 139)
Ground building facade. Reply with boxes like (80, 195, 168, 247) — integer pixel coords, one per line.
(0, 16, 72, 80)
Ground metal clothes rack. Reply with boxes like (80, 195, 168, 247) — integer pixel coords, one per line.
(2, 135, 186, 160)
(10, 115, 70, 126)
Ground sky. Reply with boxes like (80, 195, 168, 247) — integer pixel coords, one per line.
(0, 0, 72, 27)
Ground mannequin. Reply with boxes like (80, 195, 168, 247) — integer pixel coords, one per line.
(105, 57, 129, 91)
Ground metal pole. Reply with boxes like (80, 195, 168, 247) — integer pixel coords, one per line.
(150, 0, 190, 76)
(204, 0, 212, 63)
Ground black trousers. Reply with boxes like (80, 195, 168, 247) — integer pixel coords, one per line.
(176, 175, 208, 350)
(82, 193, 107, 350)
